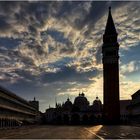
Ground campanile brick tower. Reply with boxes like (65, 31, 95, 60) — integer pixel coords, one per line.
(102, 7, 120, 124)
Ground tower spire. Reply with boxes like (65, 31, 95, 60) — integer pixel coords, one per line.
(104, 7, 117, 35)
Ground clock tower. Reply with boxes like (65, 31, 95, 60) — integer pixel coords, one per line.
(102, 7, 120, 124)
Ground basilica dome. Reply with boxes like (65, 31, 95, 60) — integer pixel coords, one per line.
(93, 96, 102, 105)
(92, 96, 102, 112)
(64, 98, 72, 106)
(74, 93, 89, 111)
(63, 98, 73, 111)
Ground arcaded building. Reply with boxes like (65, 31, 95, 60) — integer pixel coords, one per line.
(45, 92, 102, 124)
(0, 86, 40, 128)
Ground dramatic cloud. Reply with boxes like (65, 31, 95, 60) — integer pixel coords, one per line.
(120, 61, 140, 74)
(0, 1, 140, 111)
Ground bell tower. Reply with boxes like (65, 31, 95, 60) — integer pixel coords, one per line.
(102, 7, 120, 123)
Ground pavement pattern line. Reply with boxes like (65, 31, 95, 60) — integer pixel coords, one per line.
(84, 127, 104, 140)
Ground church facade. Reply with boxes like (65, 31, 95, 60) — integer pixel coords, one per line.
(44, 93, 102, 124)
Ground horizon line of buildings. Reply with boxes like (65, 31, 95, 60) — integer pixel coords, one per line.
(43, 90, 140, 124)
(0, 84, 140, 127)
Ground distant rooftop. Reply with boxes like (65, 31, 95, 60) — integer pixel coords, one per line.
(132, 89, 140, 98)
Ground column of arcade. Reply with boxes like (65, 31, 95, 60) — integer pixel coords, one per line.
(0, 117, 21, 128)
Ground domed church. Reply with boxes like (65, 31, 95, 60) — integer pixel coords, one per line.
(73, 92, 89, 112)
(45, 92, 102, 124)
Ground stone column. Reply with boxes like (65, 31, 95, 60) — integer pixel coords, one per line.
(5, 118, 7, 128)
(11, 119, 13, 127)
(13, 119, 16, 127)
(8, 118, 10, 128)
(0, 118, 2, 128)
(10, 118, 12, 127)
(1, 118, 3, 128)
(3, 118, 5, 128)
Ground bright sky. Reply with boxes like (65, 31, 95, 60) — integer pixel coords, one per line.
(0, 1, 140, 112)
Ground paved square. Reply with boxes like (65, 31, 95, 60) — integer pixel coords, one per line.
(0, 125, 140, 139)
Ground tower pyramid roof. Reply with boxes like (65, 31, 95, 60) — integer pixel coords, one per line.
(104, 7, 117, 35)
